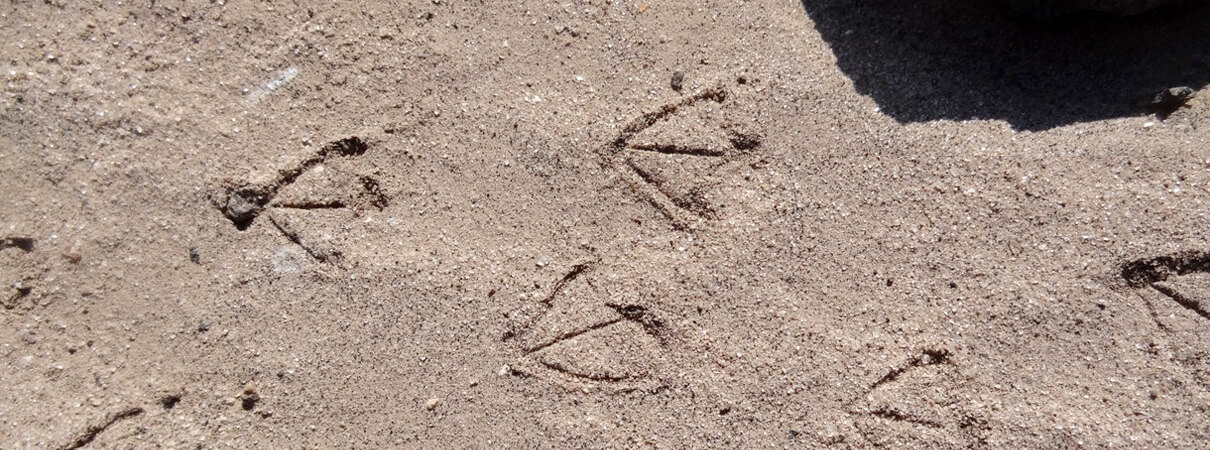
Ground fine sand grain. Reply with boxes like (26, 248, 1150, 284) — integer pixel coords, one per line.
(2, 1, 1209, 448)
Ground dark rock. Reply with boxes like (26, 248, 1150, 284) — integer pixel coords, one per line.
(224, 193, 260, 224)
(671, 71, 684, 92)
(220, 187, 269, 229)
(1141, 86, 1196, 118)
(1149, 86, 1196, 108)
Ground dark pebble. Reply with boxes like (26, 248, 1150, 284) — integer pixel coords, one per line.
(1, 237, 35, 252)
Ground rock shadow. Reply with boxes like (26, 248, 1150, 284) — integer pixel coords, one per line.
(798, 0, 1210, 130)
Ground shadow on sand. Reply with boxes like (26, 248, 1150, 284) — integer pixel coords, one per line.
(798, 0, 1210, 130)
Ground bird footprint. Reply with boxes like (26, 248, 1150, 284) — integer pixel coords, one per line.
(604, 82, 763, 230)
(1121, 251, 1210, 388)
(502, 262, 669, 391)
(214, 137, 388, 264)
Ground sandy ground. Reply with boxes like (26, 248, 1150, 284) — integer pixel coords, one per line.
(2, 0, 1210, 448)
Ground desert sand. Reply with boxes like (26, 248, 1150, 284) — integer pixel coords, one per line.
(2, 0, 1210, 448)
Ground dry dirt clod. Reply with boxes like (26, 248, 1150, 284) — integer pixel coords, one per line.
(159, 392, 182, 410)
(62, 250, 82, 263)
(241, 385, 261, 411)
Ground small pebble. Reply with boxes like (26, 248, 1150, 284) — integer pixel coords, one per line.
(671, 71, 684, 91)
(424, 398, 440, 410)
(63, 250, 82, 263)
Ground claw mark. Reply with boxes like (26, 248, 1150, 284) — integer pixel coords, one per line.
(523, 317, 623, 355)
(274, 201, 348, 210)
(214, 136, 389, 265)
(1152, 283, 1210, 321)
(869, 406, 945, 429)
(623, 166, 703, 230)
(848, 349, 989, 445)
(605, 88, 727, 228)
(510, 262, 613, 351)
(608, 88, 728, 151)
(628, 143, 728, 157)
(358, 176, 390, 209)
(1139, 290, 1172, 332)
(605, 303, 666, 341)
(267, 212, 339, 263)
(216, 137, 369, 230)
(542, 262, 594, 307)
(518, 304, 667, 356)
(503, 261, 597, 345)
(58, 407, 144, 450)
(1122, 251, 1210, 321)
(0, 237, 35, 252)
(728, 131, 761, 152)
(4, 286, 33, 309)
(871, 349, 950, 390)
(539, 360, 631, 382)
